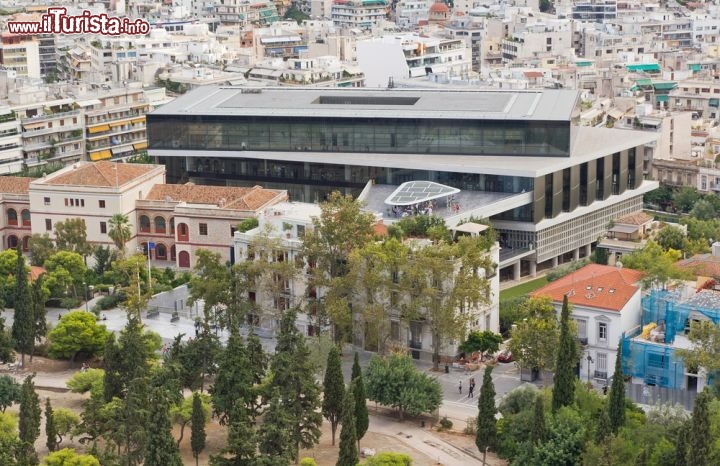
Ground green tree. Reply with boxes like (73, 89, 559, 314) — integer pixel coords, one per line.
(144, 388, 183, 466)
(552, 295, 579, 413)
(337, 385, 358, 466)
(28, 233, 55, 267)
(301, 192, 377, 341)
(42, 448, 100, 466)
(595, 408, 611, 442)
(257, 388, 293, 464)
(169, 392, 211, 447)
(364, 452, 412, 466)
(46, 398, 58, 452)
(18, 374, 41, 466)
(0, 316, 14, 364)
(266, 308, 323, 463)
(644, 185, 673, 208)
(0, 376, 21, 413)
(351, 353, 369, 451)
(687, 389, 712, 465)
(531, 393, 545, 444)
(47, 311, 108, 363)
(91, 246, 115, 276)
(476, 365, 497, 456)
(620, 241, 688, 289)
(187, 250, 231, 330)
(672, 186, 700, 213)
(209, 331, 252, 425)
(190, 392, 206, 466)
(607, 343, 626, 433)
(365, 352, 442, 420)
(508, 296, 559, 377)
(655, 226, 687, 252)
(108, 214, 132, 256)
(322, 346, 345, 445)
(0, 411, 19, 466)
(690, 198, 717, 220)
(44, 251, 87, 299)
(30, 274, 49, 362)
(459, 330, 503, 361)
(52, 408, 80, 447)
(53, 218, 92, 260)
(103, 334, 123, 402)
(11, 244, 33, 366)
(532, 407, 586, 465)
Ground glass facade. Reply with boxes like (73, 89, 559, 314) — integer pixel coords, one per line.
(148, 115, 571, 157)
(161, 155, 534, 204)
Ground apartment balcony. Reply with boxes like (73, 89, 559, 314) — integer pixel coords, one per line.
(86, 122, 146, 141)
(85, 100, 149, 119)
(21, 109, 81, 125)
(23, 123, 83, 138)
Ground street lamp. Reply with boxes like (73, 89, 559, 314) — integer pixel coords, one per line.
(83, 281, 88, 312)
(586, 353, 594, 385)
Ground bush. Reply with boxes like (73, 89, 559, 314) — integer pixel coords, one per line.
(66, 369, 104, 393)
(60, 297, 82, 310)
(464, 416, 477, 435)
(439, 416, 453, 431)
(93, 294, 122, 311)
(546, 259, 589, 282)
(94, 284, 110, 294)
(299, 459, 317, 466)
(498, 384, 539, 416)
(365, 452, 413, 466)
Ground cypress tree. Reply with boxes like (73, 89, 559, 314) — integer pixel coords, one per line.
(475, 365, 497, 455)
(144, 388, 183, 466)
(257, 388, 294, 463)
(18, 374, 41, 465)
(351, 351, 362, 381)
(595, 408, 611, 442)
(531, 393, 545, 445)
(675, 420, 689, 466)
(322, 346, 345, 445)
(45, 397, 57, 452)
(607, 342, 626, 433)
(190, 392, 206, 466)
(103, 333, 123, 402)
(351, 357, 369, 452)
(210, 331, 252, 425)
(551, 295, 578, 413)
(337, 385, 358, 466)
(687, 389, 712, 465)
(11, 245, 34, 366)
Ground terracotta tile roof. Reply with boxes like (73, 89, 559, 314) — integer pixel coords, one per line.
(616, 211, 653, 226)
(0, 176, 31, 194)
(30, 266, 45, 281)
(145, 184, 286, 211)
(43, 161, 158, 187)
(677, 254, 720, 279)
(532, 263, 644, 312)
(524, 71, 544, 78)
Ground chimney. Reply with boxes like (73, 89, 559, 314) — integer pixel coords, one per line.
(713, 242, 720, 258)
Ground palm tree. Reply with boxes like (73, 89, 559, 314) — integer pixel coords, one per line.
(108, 213, 132, 256)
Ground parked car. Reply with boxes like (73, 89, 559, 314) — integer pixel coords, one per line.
(496, 350, 514, 363)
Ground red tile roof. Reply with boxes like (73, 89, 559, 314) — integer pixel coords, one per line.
(44, 161, 158, 187)
(145, 184, 287, 211)
(532, 263, 644, 312)
(524, 71, 544, 78)
(677, 254, 720, 279)
(616, 211, 653, 226)
(0, 176, 31, 194)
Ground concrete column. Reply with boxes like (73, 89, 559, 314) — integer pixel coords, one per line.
(586, 243, 592, 257)
(529, 261, 537, 277)
(552, 256, 559, 268)
(573, 248, 580, 261)
(513, 261, 521, 281)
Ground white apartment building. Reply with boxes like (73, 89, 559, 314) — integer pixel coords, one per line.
(501, 20, 574, 64)
(0, 34, 41, 80)
(614, 103, 692, 161)
(0, 106, 22, 175)
(395, 0, 431, 29)
(533, 263, 644, 386)
(331, 0, 388, 30)
(248, 56, 365, 87)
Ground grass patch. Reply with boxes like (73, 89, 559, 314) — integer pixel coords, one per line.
(500, 276, 549, 300)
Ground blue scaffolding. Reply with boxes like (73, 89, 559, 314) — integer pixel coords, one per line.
(621, 289, 720, 389)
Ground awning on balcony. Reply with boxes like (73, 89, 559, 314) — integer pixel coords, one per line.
(689, 64, 702, 72)
(133, 141, 148, 151)
(130, 117, 145, 125)
(89, 149, 111, 161)
(710, 98, 719, 108)
(88, 124, 110, 133)
(627, 63, 660, 72)
(109, 121, 127, 127)
(656, 95, 669, 102)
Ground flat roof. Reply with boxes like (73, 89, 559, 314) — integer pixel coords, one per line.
(149, 86, 580, 121)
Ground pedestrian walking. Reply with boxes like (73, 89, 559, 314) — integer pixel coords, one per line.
(469, 377, 476, 398)
(458, 379, 462, 394)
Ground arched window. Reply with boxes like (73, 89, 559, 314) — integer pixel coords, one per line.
(170, 244, 177, 261)
(7, 235, 18, 248)
(155, 243, 167, 260)
(154, 216, 166, 234)
(22, 236, 30, 251)
(178, 250, 190, 268)
(169, 217, 175, 234)
(140, 242, 148, 256)
(7, 208, 17, 226)
(177, 223, 189, 241)
(139, 215, 151, 233)
(21, 209, 30, 227)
